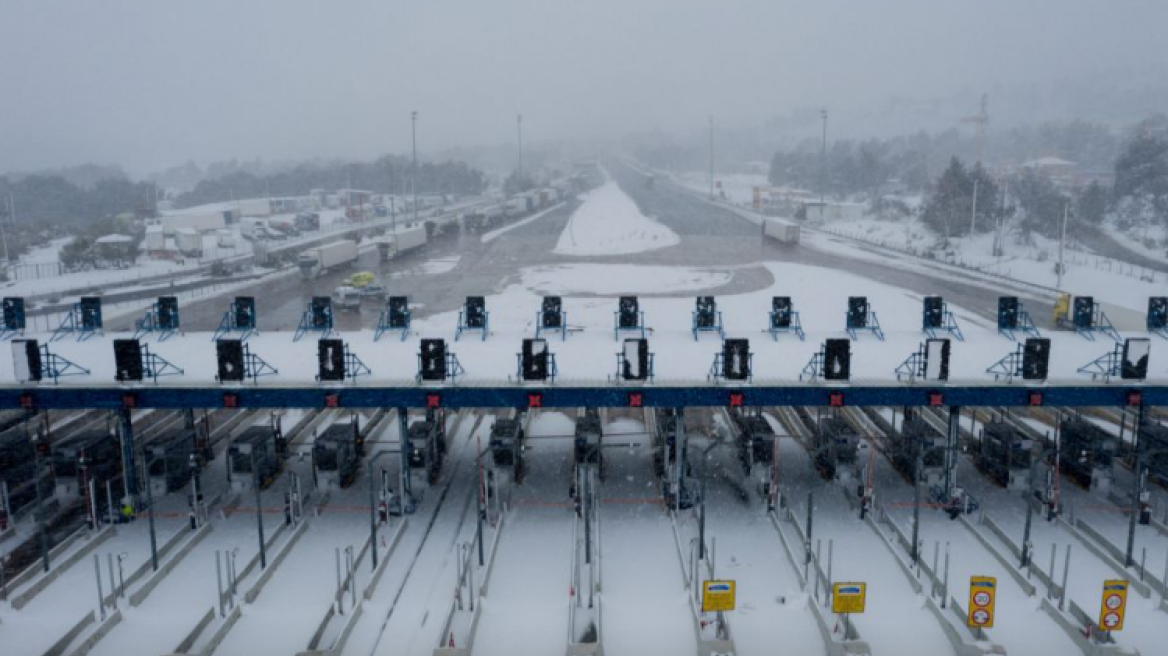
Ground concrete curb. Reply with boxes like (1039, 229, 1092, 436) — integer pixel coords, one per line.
(13, 526, 114, 610)
(130, 522, 213, 606)
(40, 611, 95, 656)
(64, 609, 123, 656)
(244, 519, 308, 603)
(202, 605, 242, 656)
(172, 606, 215, 654)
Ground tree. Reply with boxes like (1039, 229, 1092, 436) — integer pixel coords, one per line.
(920, 158, 1002, 240)
(1012, 169, 1068, 239)
(1112, 133, 1168, 230)
(59, 236, 93, 271)
(503, 170, 536, 197)
(1075, 181, 1109, 225)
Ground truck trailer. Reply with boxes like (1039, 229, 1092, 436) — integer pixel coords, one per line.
(174, 228, 203, 257)
(762, 218, 800, 245)
(298, 239, 359, 279)
(377, 225, 427, 261)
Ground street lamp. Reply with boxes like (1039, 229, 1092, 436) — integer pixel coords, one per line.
(252, 450, 266, 569)
(517, 114, 523, 178)
(411, 111, 419, 227)
(143, 448, 159, 571)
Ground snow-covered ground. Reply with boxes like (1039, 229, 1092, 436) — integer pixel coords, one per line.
(554, 173, 679, 256)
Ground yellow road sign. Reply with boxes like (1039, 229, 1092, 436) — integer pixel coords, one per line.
(702, 580, 736, 612)
(832, 582, 866, 614)
(967, 576, 997, 629)
(1098, 580, 1128, 632)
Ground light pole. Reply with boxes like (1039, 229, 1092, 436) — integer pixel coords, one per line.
(1056, 203, 1068, 289)
(411, 111, 419, 227)
(1021, 445, 1059, 568)
(820, 109, 829, 214)
(708, 115, 714, 200)
(517, 114, 523, 178)
(31, 427, 49, 572)
(253, 450, 266, 569)
(1125, 406, 1162, 568)
(143, 449, 159, 571)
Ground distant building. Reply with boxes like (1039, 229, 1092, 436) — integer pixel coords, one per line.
(799, 200, 867, 222)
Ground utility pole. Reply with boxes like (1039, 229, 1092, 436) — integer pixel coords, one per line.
(1057, 203, 1068, 289)
(708, 115, 715, 200)
(411, 111, 419, 226)
(969, 178, 979, 237)
(517, 114, 523, 178)
(253, 451, 266, 569)
(819, 109, 829, 219)
(1125, 404, 1147, 567)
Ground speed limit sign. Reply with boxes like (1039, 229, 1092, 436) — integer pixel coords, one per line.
(967, 576, 997, 629)
(1098, 581, 1128, 632)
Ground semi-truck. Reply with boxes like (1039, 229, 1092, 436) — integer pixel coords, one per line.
(376, 225, 427, 261)
(762, 217, 800, 245)
(240, 217, 269, 240)
(174, 228, 203, 257)
(298, 239, 359, 279)
(157, 211, 230, 235)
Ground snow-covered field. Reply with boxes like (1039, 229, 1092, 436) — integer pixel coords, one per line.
(554, 174, 679, 256)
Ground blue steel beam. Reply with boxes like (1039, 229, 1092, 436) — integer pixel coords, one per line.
(1, 384, 1164, 409)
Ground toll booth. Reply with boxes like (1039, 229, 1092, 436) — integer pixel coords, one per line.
(313, 421, 362, 490)
(977, 422, 1031, 491)
(228, 425, 284, 492)
(146, 425, 198, 495)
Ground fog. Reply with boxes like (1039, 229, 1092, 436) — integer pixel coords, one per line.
(2, 0, 1167, 175)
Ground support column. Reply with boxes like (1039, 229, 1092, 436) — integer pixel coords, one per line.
(118, 409, 138, 504)
(945, 406, 962, 498)
(675, 407, 688, 506)
(397, 408, 414, 511)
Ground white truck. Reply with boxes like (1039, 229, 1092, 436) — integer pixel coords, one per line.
(236, 198, 272, 217)
(377, 225, 427, 261)
(240, 217, 269, 241)
(158, 211, 229, 235)
(762, 217, 800, 245)
(298, 239, 359, 279)
(174, 228, 203, 257)
(144, 225, 165, 251)
(216, 229, 236, 249)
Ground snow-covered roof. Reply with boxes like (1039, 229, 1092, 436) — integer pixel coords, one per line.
(1023, 156, 1076, 169)
(94, 234, 133, 244)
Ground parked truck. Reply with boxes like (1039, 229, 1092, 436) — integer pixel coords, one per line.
(240, 217, 269, 241)
(762, 217, 800, 245)
(298, 239, 359, 279)
(157, 211, 229, 235)
(174, 228, 203, 257)
(376, 225, 427, 261)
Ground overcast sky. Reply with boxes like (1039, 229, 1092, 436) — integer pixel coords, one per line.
(2, 0, 1166, 176)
